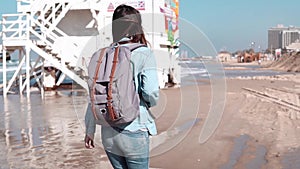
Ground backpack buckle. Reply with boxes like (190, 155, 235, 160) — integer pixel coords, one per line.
(100, 108, 107, 114)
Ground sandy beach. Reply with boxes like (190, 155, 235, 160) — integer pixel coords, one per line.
(1, 61, 300, 169)
(151, 73, 300, 169)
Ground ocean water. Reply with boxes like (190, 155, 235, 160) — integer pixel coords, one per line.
(1, 59, 291, 87)
(0, 60, 25, 84)
(179, 60, 290, 86)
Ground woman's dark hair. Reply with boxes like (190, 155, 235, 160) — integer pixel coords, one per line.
(112, 4, 147, 46)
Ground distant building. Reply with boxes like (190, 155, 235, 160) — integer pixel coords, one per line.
(217, 51, 232, 62)
(268, 25, 300, 50)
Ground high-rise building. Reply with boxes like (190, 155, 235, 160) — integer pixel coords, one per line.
(268, 25, 300, 50)
(282, 30, 300, 48)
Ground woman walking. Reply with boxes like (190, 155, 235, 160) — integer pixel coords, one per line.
(84, 4, 159, 169)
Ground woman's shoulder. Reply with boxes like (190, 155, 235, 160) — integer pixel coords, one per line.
(131, 45, 152, 57)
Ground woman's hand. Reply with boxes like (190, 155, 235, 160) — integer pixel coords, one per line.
(84, 135, 95, 149)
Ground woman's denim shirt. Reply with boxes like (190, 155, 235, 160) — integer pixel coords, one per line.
(85, 43, 160, 139)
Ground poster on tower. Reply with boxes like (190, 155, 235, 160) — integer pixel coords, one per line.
(159, 0, 179, 45)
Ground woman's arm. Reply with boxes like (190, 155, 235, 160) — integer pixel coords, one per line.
(84, 104, 96, 148)
(139, 50, 159, 107)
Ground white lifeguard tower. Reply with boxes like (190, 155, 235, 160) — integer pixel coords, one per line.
(1, 0, 180, 98)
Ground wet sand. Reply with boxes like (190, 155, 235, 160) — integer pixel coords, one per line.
(0, 91, 113, 168)
(1, 72, 300, 168)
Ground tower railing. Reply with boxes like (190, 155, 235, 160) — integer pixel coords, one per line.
(2, 14, 30, 43)
(2, 3, 88, 97)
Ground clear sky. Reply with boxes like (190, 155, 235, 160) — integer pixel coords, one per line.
(0, 1, 17, 16)
(1, 0, 300, 52)
(180, 0, 300, 52)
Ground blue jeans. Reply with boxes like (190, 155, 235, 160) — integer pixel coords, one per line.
(101, 126, 150, 169)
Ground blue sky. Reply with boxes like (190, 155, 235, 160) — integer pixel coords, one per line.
(1, 0, 300, 52)
(180, 0, 300, 52)
(0, 1, 17, 15)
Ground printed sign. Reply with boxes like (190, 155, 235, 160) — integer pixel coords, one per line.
(107, 0, 145, 12)
(107, 3, 115, 12)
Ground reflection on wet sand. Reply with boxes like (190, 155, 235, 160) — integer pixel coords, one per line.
(0, 91, 112, 169)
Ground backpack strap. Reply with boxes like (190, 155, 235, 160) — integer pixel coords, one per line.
(128, 43, 147, 80)
(129, 43, 147, 52)
(107, 46, 120, 121)
(91, 48, 106, 120)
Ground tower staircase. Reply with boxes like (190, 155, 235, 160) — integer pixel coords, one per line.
(2, 0, 90, 98)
